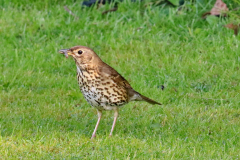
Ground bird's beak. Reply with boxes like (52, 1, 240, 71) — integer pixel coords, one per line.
(58, 49, 72, 58)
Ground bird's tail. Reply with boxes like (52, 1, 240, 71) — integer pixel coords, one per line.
(140, 94, 162, 105)
(128, 89, 161, 105)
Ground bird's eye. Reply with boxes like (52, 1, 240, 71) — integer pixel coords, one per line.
(78, 50, 83, 55)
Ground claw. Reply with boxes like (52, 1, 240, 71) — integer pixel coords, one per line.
(91, 134, 96, 139)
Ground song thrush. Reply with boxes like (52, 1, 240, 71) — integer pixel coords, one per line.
(59, 46, 161, 139)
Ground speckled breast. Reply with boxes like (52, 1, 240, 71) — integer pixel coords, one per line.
(76, 67, 128, 110)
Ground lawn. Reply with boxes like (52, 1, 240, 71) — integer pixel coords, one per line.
(0, 0, 240, 159)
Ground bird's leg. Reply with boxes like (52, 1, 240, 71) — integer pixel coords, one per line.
(91, 110, 102, 139)
(109, 108, 119, 137)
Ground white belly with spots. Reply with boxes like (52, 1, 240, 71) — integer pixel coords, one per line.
(76, 67, 128, 111)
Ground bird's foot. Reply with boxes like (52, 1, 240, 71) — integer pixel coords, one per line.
(91, 134, 96, 139)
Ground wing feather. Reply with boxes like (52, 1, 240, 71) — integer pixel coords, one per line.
(98, 62, 132, 89)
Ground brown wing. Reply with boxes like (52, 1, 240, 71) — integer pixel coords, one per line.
(97, 61, 161, 105)
(97, 62, 133, 90)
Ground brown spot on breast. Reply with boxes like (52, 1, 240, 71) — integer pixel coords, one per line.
(95, 100, 100, 105)
(118, 93, 123, 96)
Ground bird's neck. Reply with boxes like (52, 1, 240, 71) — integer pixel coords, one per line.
(76, 63, 97, 77)
(75, 60, 93, 71)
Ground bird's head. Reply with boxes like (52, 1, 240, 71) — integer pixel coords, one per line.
(58, 46, 101, 66)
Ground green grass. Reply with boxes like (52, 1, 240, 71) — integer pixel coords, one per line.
(0, 0, 240, 159)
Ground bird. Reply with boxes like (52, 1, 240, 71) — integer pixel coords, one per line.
(58, 46, 161, 139)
